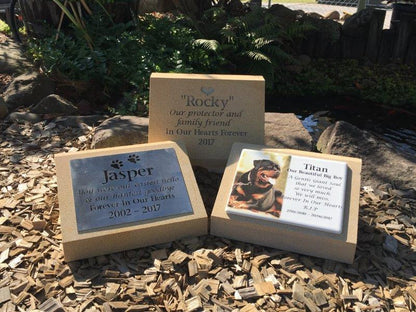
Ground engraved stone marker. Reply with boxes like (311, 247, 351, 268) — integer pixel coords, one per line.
(149, 73, 265, 169)
(70, 148, 193, 232)
(211, 143, 362, 263)
(55, 141, 207, 261)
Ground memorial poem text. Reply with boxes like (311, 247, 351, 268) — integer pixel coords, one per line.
(70, 148, 193, 232)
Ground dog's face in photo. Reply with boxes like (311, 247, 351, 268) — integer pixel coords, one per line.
(251, 160, 281, 189)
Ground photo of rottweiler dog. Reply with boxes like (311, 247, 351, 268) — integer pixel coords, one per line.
(228, 159, 283, 218)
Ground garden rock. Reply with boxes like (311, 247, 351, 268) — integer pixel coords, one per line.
(54, 115, 106, 128)
(7, 112, 42, 124)
(317, 121, 416, 190)
(268, 4, 300, 27)
(29, 94, 78, 116)
(77, 99, 94, 115)
(0, 96, 7, 119)
(265, 113, 313, 151)
(307, 12, 323, 19)
(324, 10, 340, 20)
(315, 18, 341, 42)
(341, 12, 352, 21)
(91, 115, 149, 149)
(0, 39, 32, 74)
(3, 72, 55, 112)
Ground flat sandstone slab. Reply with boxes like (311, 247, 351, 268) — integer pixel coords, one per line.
(211, 143, 362, 264)
(55, 141, 207, 261)
(265, 112, 313, 151)
(0, 39, 33, 74)
(149, 73, 265, 169)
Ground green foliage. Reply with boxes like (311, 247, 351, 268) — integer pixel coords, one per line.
(193, 7, 308, 90)
(25, 3, 315, 114)
(27, 3, 415, 115)
(193, 39, 219, 51)
(27, 13, 212, 115)
(273, 59, 416, 109)
(0, 19, 10, 35)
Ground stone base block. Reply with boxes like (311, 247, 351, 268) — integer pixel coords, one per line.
(211, 143, 362, 264)
(55, 141, 207, 262)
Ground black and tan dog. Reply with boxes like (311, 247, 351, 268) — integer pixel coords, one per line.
(228, 159, 283, 217)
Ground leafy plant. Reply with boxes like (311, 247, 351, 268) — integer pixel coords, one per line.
(51, 0, 117, 49)
(0, 19, 10, 35)
(193, 7, 312, 89)
(27, 13, 212, 115)
(273, 59, 416, 110)
(30, 2, 413, 116)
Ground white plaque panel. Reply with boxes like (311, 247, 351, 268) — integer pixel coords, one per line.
(226, 149, 348, 234)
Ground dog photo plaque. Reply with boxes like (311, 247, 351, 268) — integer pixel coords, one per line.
(225, 149, 348, 234)
(55, 141, 207, 261)
(148, 73, 265, 169)
(211, 143, 362, 263)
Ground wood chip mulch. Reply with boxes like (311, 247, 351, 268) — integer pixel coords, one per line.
(1, 118, 416, 312)
(0, 33, 8, 44)
(0, 73, 13, 93)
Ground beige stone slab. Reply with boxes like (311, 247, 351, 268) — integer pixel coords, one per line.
(149, 73, 265, 170)
(265, 113, 313, 151)
(55, 141, 207, 262)
(210, 143, 362, 264)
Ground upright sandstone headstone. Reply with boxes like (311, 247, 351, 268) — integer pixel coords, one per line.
(55, 141, 207, 261)
(211, 143, 362, 263)
(149, 73, 265, 169)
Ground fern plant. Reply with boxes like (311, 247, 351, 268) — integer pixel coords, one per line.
(193, 7, 309, 89)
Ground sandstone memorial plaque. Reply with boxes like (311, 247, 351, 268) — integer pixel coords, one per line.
(55, 141, 207, 261)
(149, 73, 265, 169)
(211, 143, 362, 263)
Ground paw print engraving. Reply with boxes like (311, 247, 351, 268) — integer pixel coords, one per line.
(128, 154, 140, 164)
(111, 160, 123, 169)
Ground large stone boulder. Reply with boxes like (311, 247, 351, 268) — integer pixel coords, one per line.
(3, 72, 55, 112)
(0, 97, 8, 119)
(7, 112, 42, 124)
(265, 113, 313, 151)
(317, 121, 416, 190)
(0, 40, 32, 74)
(324, 10, 340, 20)
(29, 94, 78, 116)
(91, 116, 149, 149)
(267, 4, 301, 27)
(54, 115, 106, 128)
